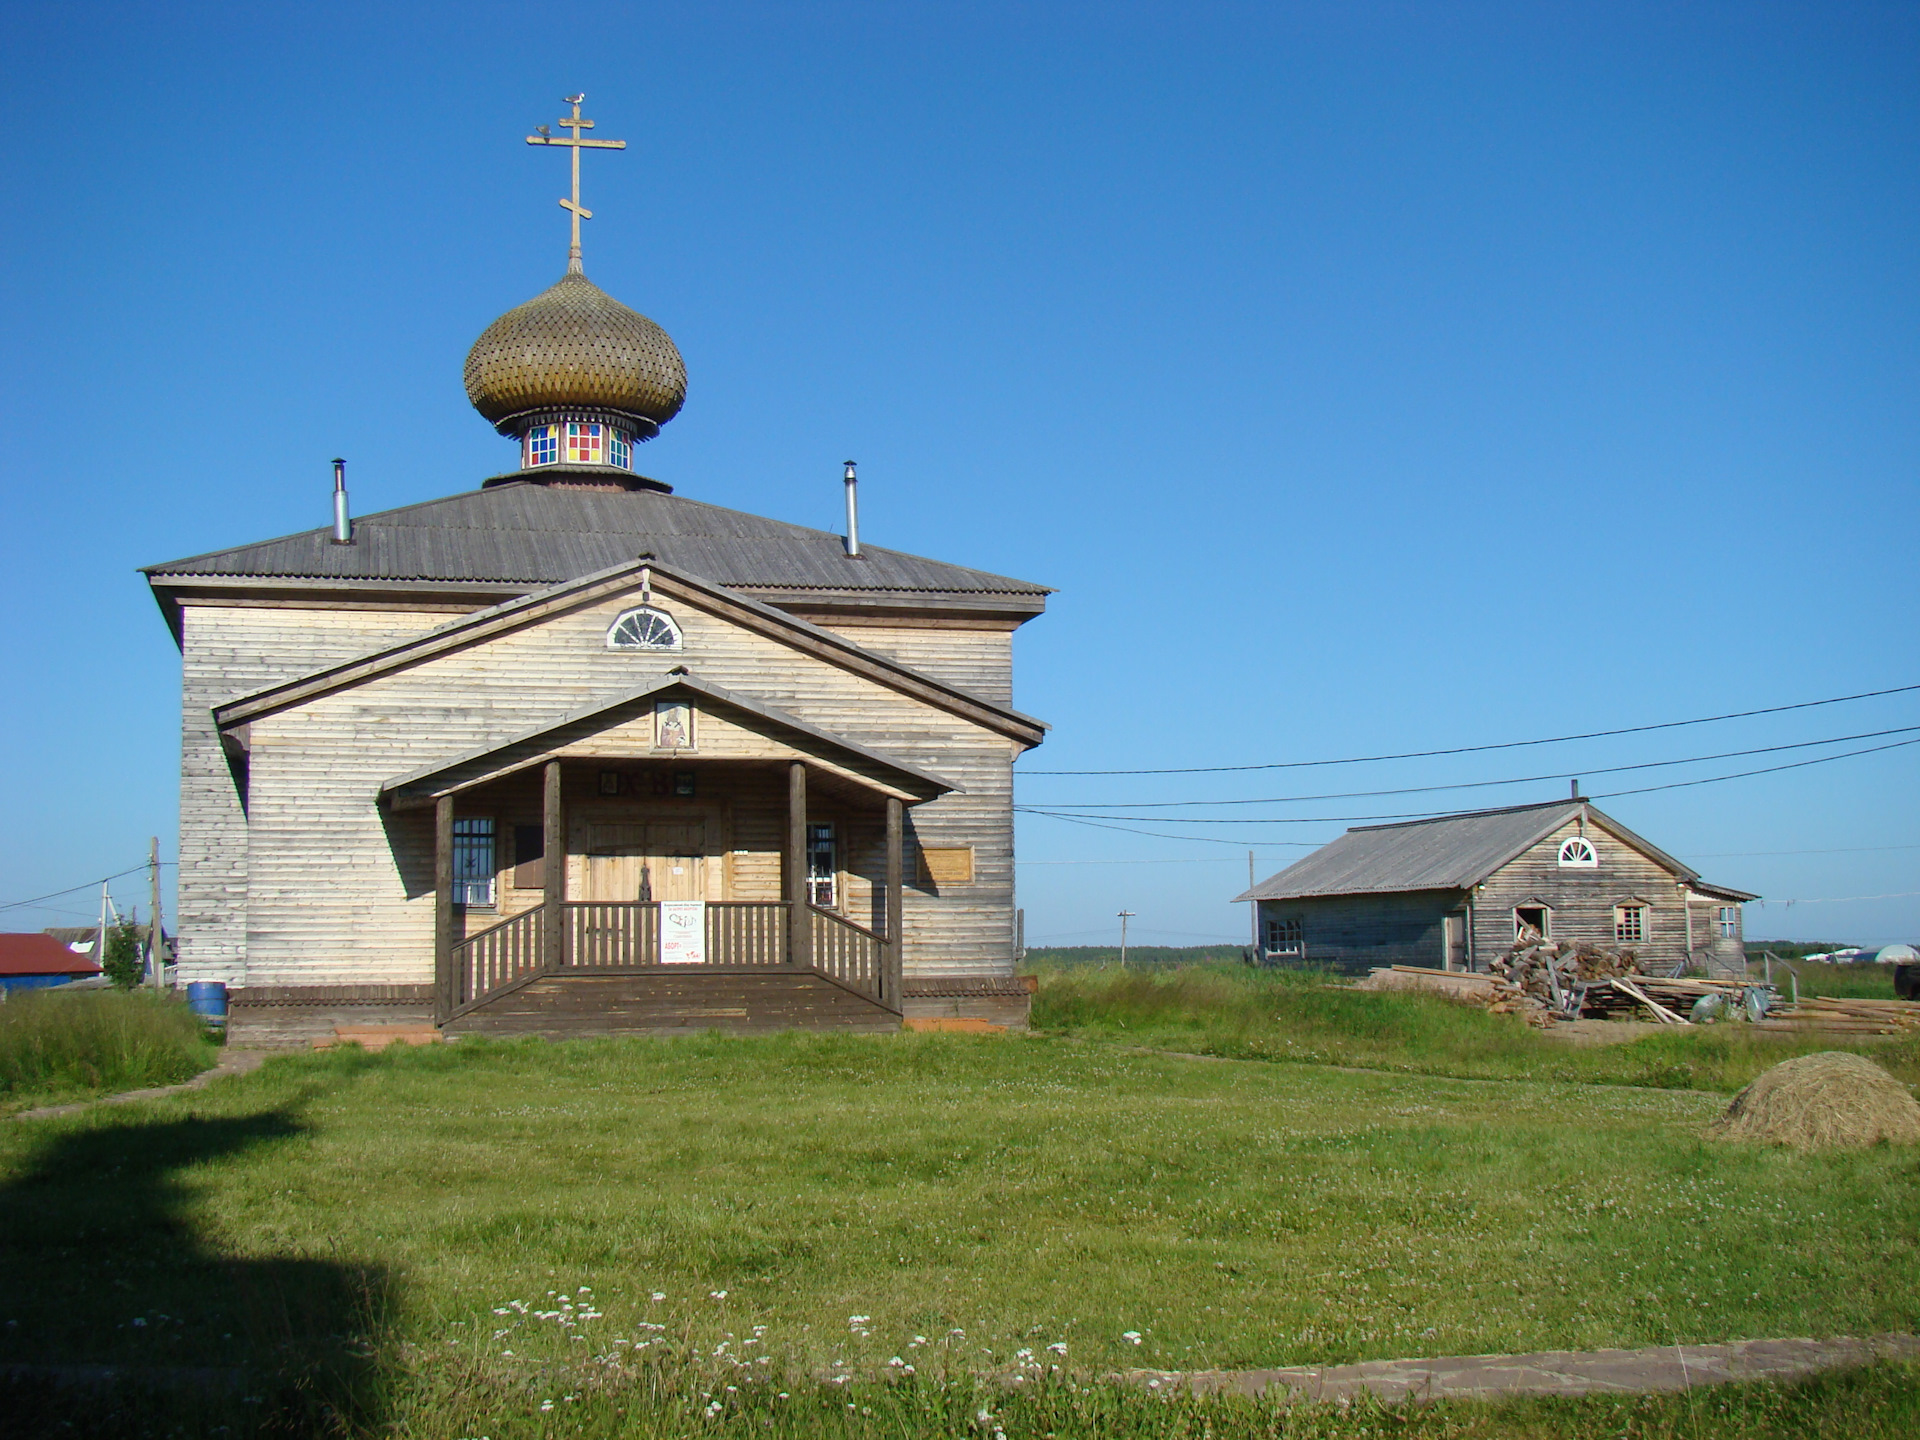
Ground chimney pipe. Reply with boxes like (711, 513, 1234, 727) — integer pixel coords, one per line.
(330, 458, 353, 544)
(1571, 778, 1581, 800)
(842, 460, 860, 558)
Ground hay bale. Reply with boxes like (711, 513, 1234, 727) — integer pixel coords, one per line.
(1709, 1051, 1920, 1150)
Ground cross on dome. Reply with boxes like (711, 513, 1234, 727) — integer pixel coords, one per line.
(527, 94, 627, 274)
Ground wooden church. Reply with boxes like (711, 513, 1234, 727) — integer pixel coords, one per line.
(144, 100, 1049, 1042)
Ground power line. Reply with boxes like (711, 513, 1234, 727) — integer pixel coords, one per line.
(1018, 681, 1920, 776)
(1687, 843, 1920, 859)
(1034, 725, 1920, 810)
(0, 861, 175, 916)
(1017, 734, 1920, 829)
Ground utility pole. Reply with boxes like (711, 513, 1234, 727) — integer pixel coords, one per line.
(147, 837, 167, 990)
(94, 881, 110, 977)
(1249, 850, 1259, 954)
(1117, 910, 1135, 969)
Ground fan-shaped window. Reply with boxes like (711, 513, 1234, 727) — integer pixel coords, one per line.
(1557, 837, 1598, 868)
(606, 607, 682, 651)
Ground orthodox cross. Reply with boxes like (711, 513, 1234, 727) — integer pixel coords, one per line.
(527, 94, 626, 272)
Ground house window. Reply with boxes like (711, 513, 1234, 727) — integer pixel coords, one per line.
(524, 424, 559, 467)
(1557, 837, 1598, 868)
(1514, 905, 1550, 940)
(1263, 915, 1304, 957)
(566, 421, 604, 464)
(1717, 906, 1739, 939)
(1615, 905, 1646, 944)
(806, 823, 837, 908)
(452, 818, 496, 907)
(606, 607, 682, 650)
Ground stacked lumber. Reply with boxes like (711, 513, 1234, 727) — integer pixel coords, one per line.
(1755, 996, 1920, 1036)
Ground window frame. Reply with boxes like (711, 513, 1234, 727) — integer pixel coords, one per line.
(1717, 905, 1739, 939)
(1513, 904, 1552, 941)
(452, 817, 497, 908)
(1557, 836, 1599, 869)
(606, 606, 683, 651)
(806, 822, 837, 909)
(1614, 903, 1647, 944)
(1263, 914, 1305, 958)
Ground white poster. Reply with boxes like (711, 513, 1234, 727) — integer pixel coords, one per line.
(659, 900, 707, 965)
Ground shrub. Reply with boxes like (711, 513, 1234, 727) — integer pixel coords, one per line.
(0, 988, 213, 1099)
(100, 919, 146, 989)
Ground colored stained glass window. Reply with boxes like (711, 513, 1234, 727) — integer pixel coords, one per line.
(567, 422, 604, 464)
(526, 426, 559, 466)
(609, 429, 632, 469)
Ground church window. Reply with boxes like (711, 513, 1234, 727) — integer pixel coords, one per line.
(1557, 836, 1598, 868)
(607, 607, 682, 651)
(566, 422, 604, 464)
(525, 425, 559, 467)
(807, 824, 837, 908)
(609, 429, 632, 470)
(452, 818, 496, 907)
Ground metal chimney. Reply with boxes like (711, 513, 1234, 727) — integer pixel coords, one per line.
(842, 460, 861, 557)
(330, 458, 353, 545)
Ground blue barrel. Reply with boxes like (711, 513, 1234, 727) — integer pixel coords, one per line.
(186, 981, 228, 1033)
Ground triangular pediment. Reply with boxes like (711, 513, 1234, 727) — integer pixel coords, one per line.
(211, 555, 1046, 747)
(379, 672, 959, 810)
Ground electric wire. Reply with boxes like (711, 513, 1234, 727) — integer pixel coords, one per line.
(0, 861, 176, 916)
(1032, 725, 1920, 810)
(1015, 733, 1920, 827)
(1018, 681, 1920, 776)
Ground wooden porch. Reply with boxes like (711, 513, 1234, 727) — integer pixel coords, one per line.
(430, 757, 908, 1034)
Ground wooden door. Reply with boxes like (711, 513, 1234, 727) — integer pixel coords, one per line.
(583, 824, 650, 902)
(649, 820, 708, 902)
(579, 819, 709, 902)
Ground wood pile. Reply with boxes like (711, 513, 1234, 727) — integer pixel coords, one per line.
(1753, 996, 1920, 1036)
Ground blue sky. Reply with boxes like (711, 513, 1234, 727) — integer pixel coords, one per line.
(0, 2, 1913, 945)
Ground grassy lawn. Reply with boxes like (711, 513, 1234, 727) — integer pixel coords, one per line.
(2, 1030, 1917, 1435)
(0, 987, 214, 1113)
(1030, 963, 1920, 1091)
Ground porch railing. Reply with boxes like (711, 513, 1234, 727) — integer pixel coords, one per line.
(452, 899, 891, 1014)
(455, 907, 546, 1007)
(810, 905, 888, 1005)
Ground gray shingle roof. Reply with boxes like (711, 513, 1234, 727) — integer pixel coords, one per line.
(144, 481, 1049, 599)
(1235, 800, 1718, 901)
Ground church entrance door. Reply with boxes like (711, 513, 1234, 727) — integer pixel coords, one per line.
(578, 818, 710, 903)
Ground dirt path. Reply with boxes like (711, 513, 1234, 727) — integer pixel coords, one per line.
(1128, 1332, 1920, 1403)
(9, 1049, 269, 1121)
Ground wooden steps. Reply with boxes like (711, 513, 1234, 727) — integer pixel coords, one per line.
(446, 968, 901, 1038)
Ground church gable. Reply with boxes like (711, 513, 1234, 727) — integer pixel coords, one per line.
(214, 557, 1044, 749)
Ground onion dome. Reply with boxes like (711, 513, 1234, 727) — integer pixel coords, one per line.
(464, 271, 687, 439)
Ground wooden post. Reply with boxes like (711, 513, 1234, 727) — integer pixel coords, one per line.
(434, 795, 454, 1025)
(787, 761, 810, 969)
(544, 760, 565, 970)
(145, 833, 167, 990)
(885, 797, 904, 1011)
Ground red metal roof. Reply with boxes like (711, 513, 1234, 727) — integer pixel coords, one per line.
(0, 933, 103, 977)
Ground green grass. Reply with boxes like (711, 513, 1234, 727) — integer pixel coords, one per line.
(1775, 961, 1901, 1000)
(0, 986, 214, 1108)
(2, 1031, 1917, 1435)
(1030, 962, 1920, 1091)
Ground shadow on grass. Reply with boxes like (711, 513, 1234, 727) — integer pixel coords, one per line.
(0, 1107, 392, 1437)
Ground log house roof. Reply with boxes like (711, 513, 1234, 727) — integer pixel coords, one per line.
(1235, 800, 1759, 903)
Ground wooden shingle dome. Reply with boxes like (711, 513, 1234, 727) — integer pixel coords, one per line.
(464, 270, 687, 438)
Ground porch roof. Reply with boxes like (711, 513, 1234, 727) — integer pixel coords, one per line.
(379, 670, 960, 809)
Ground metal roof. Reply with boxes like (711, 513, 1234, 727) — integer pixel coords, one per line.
(1233, 800, 1741, 901)
(144, 481, 1049, 599)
